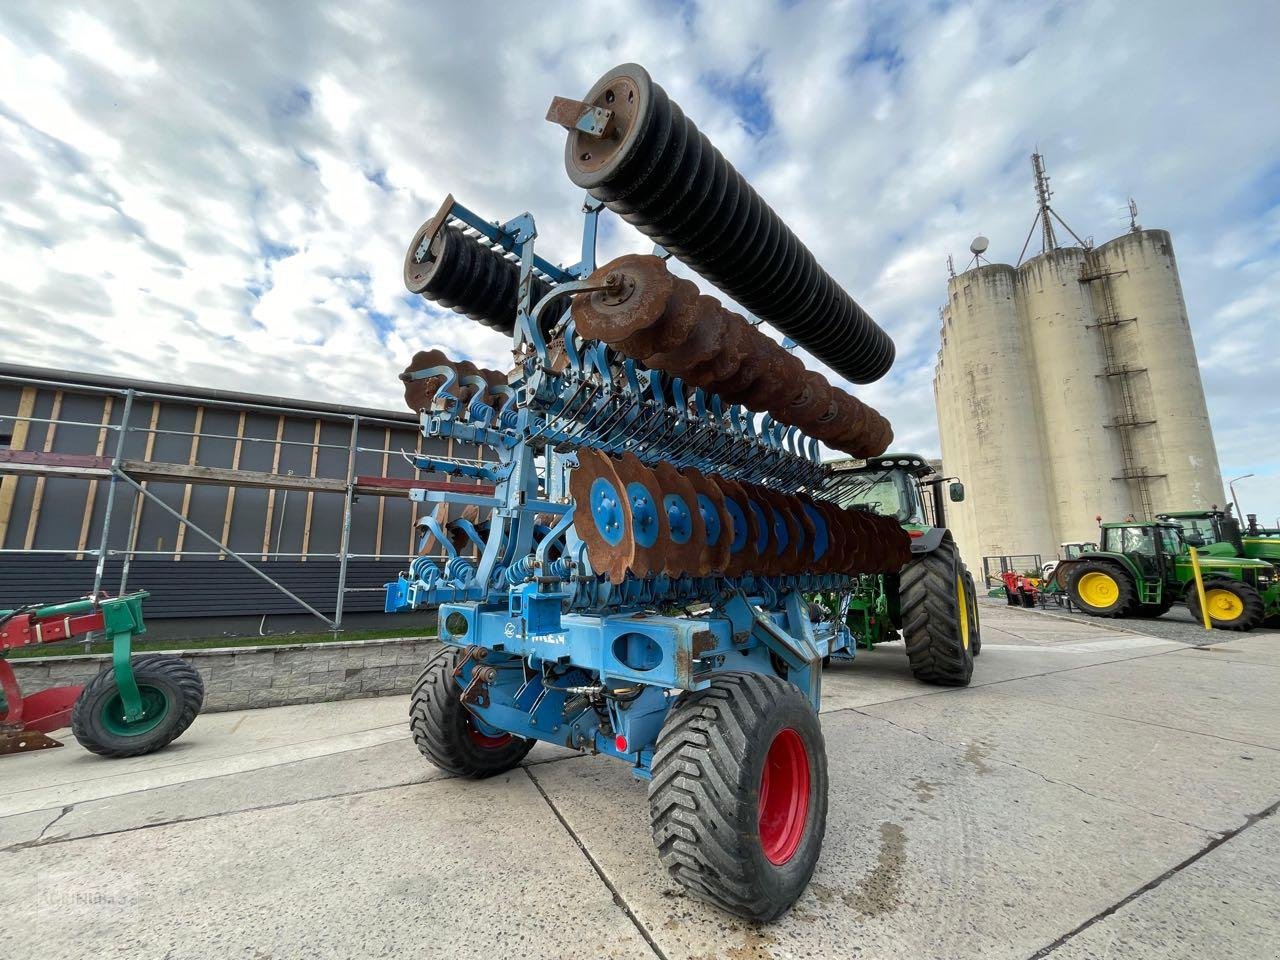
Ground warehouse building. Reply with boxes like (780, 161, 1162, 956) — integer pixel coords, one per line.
(0, 363, 477, 638)
(934, 156, 1225, 578)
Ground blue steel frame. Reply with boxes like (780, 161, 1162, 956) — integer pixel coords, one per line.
(386, 196, 857, 780)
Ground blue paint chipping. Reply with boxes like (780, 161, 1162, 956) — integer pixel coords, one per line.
(701, 68, 773, 139)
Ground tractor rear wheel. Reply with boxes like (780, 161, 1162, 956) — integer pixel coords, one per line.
(1187, 579, 1265, 631)
(900, 540, 974, 685)
(409, 646, 534, 777)
(1067, 562, 1137, 618)
(71, 654, 204, 758)
(963, 569, 982, 656)
(648, 672, 828, 922)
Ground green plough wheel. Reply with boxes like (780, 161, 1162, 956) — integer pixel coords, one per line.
(71, 654, 205, 758)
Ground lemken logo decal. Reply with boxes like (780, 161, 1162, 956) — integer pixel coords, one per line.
(530, 632, 567, 646)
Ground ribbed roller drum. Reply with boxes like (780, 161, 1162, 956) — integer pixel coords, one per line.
(558, 63, 895, 385)
(405, 212, 552, 336)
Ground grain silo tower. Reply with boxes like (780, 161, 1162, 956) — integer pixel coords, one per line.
(934, 154, 1225, 577)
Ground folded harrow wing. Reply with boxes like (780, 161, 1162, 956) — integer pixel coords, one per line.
(386, 64, 970, 921)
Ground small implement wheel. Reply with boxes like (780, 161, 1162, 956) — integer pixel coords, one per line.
(1188, 579, 1265, 632)
(71, 654, 204, 758)
(409, 646, 533, 777)
(900, 539, 974, 685)
(648, 672, 828, 922)
(1067, 562, 1137, 618)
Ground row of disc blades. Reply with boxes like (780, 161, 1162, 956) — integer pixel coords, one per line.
(568, 448, 911, 584)
(571, 254, 892, 458)
(400, 349, 508, 414)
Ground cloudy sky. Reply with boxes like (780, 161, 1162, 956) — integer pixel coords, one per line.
(2, 1, 1278, 521)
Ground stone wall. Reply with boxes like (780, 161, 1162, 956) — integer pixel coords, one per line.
(8, 637, 440, 713)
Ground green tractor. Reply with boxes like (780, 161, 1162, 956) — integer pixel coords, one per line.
(817, 453, 981, 685)
(1053, 519, 1278, 631)
(1158, 509, 1280, 567)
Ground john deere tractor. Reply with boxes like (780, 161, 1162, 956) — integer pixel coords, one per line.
(818, 453, 981, 685)
(1158, 509, 1280, 567)
(1053, 519, 1278, 631)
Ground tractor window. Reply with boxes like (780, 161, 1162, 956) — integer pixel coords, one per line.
(1158, 527, 1182, 555)
(1105, 526, 1156, 556)
(1178, 518, 1215, 546)
(836, 471, 919, 524)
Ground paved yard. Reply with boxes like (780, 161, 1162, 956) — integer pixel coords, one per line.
(2, 604, 1277, 959)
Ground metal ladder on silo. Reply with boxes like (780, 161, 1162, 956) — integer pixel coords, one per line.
(1080, 258, 1164, 520)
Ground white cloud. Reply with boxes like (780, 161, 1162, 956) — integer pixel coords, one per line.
(0, 0, 1277, 523)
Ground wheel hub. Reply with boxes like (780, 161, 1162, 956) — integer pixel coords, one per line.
(758, 727, 810, 865)
(1077, 571, 1119, 607)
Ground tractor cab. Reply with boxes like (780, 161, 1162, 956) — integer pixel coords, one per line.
(1061, 541, 1098, 560)
(824, 453, 963, 532)
(1156, 509, 1244, 556)
(1096, 521, 1183, 590)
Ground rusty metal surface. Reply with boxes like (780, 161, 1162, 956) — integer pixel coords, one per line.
(568, 448, 635, 584)
(0, 728, 64, 755)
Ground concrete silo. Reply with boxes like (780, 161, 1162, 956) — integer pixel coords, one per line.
(1017, 248, 1134, 542)
(937, 264, 1057, 573)
(933, 154, 1226, 581)
(1083, 229, 1225, 514)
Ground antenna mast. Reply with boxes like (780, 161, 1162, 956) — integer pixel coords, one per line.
(1016, 151, 1091, 265)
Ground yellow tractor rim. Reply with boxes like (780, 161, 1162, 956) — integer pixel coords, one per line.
(1077, 571, 1119, 608)
(956, 575, 970, 651)
(1205, 588, 1244, 622)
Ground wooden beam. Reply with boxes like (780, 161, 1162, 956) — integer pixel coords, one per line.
(75, 396, 114, 559)
(261, 415, 285, 560)
(300, 419, 321, 561)
(0, 386, 36, 548)
(22, 390, 62, 550)
(375, 426, 389, 558)
(126, 402, 161, 564)
(219, 411, 246, 559)
(172, 406, 204, 559)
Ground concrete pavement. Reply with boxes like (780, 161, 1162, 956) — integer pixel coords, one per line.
(2, 604, 1277, 959)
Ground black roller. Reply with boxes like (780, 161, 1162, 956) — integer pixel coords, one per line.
(404, 210, 552, 336)
(559, 64, 895, 384)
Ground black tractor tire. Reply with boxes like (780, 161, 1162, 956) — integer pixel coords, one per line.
(1066, 561, 1138, 618)
(1135, 599, 1174, 619)
(71, 654, 204, 758)
(963, 569, 982, 656)
(900, 539, 974, 686)
(648, 672, 828, 922)
(409, 646, 534, 777)
(1187, 579, 1266, 632)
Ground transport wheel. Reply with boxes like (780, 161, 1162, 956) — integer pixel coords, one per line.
(1187, 579, 1265, 632)
(900, 539, 973, 686)
(71, 654, 204, 758)
(409, 646, 533, 777)
(1066, 562, 1137, 618)
(648, 672, 828, 922)
(963, 568, 982, 656)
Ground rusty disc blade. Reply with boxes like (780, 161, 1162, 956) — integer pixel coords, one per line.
(571, 254, 674, 344)
(739, 483, 780, 576)
(653, 461, 706, 576)
(569, 448, 635, 584)
(645, 295, 724, 374)
(713, 329, 771, 404)
(684, 310, 750, 391)
(758, 487, 801, 574)
(682, 466, 730, 574)
(621, 275, 700, 358)
(614, 452, 669, 577)
(748, 347, 807, 412)
(795, 492, 829, 573)
(710, 474, 758, 578)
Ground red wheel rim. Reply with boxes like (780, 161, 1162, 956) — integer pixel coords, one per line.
(758, 727, 811, 865)
(466, 714, 513, 749)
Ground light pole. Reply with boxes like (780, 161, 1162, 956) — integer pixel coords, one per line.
(1227, 473, 1254, 521)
